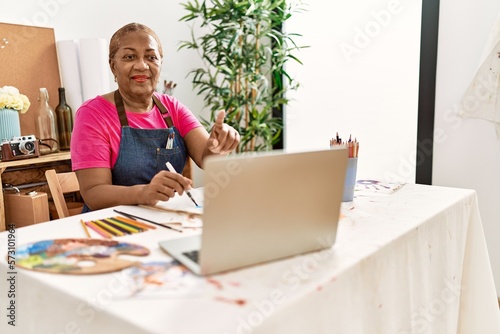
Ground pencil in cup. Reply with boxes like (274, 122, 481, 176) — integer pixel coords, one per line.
(348, 141, 360, 158)
(330, 134, 359, 158)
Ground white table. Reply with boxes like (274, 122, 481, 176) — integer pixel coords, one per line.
(1, 184, 499, 333)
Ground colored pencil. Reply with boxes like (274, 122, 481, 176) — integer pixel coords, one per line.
(93, 219, 125, 236)
(80, 219, 91, 238)
(85, 221, 113, 238)
(103, 218, 141, 234)
(330, 133, 360, 158)
(113, 209, 183, 233)
(108, 217, 144, 231)
(102, 218, 134, 234)
(112, 216, 156, 230)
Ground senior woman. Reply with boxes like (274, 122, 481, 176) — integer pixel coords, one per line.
(70, 22, 240, 211)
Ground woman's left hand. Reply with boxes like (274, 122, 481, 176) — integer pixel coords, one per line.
(206, 110, 240, 154)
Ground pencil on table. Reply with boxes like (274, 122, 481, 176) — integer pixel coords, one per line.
(113, 216, 156, 230)
(80, 220, 91, 238)
(103, 218, 141, 234)
(85, 221, 113, 239)
(113, 209, 183, 233)
(93, 219, 125, 236)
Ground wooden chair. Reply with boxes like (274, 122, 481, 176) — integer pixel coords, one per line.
(45, 169, 81, 219)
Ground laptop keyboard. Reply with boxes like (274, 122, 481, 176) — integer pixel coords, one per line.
(183, 250, 199, 263)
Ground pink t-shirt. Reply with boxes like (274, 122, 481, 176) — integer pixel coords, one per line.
(70, 93, 201, 171)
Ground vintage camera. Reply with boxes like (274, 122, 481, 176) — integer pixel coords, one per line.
(1, 135, 40, 161)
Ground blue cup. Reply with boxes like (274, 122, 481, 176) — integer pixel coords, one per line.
(342, 158, 358, 202)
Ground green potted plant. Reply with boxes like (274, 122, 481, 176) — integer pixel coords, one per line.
(179, 0, 306, 152)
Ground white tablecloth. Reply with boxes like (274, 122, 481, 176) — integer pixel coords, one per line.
(0, 184, 499, 333)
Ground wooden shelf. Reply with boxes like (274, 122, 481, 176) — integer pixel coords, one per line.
(0, 151, 71, 231)
(0, 151, 71, 170)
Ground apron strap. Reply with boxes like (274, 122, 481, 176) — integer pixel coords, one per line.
(152, 95, 174, 128)
(114, 90, 174, 128)
(114, 90, 129, 127)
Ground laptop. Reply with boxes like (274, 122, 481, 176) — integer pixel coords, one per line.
(159, 148, 348, 275)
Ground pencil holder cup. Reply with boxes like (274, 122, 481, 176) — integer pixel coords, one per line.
(342, 157, 358, 202)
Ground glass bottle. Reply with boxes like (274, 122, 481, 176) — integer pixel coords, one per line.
(55, 87, 73, 150)
(36, 88, 59, 155)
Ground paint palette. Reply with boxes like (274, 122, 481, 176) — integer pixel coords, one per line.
(14, 238, 150, 275)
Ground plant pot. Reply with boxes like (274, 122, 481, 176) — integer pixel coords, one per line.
(0, 108, 21, 141)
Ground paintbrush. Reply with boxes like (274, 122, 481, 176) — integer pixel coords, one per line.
(165, 162, 200, 207)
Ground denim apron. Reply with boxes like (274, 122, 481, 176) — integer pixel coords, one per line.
(82, 90, 187, 212)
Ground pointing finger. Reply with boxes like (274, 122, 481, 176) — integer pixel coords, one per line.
(214, 110, 225, 128)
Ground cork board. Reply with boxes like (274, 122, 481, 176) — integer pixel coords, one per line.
(0, 23, 61, 137)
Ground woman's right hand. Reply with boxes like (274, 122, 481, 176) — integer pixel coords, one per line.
(138, 170, 193, 206)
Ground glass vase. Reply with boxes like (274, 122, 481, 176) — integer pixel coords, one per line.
(0, 108, 21, 142)
(37, 88, 59, 154)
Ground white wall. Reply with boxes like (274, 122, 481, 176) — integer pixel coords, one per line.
(434, 0, 500, 294)
(285, 0, 422, 183)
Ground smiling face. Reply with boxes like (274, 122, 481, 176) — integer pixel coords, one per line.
(110, 30, 162, 101)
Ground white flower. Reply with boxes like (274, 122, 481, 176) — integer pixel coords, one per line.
(0, 86, 31, 114)
(0, 86, 20, 96)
